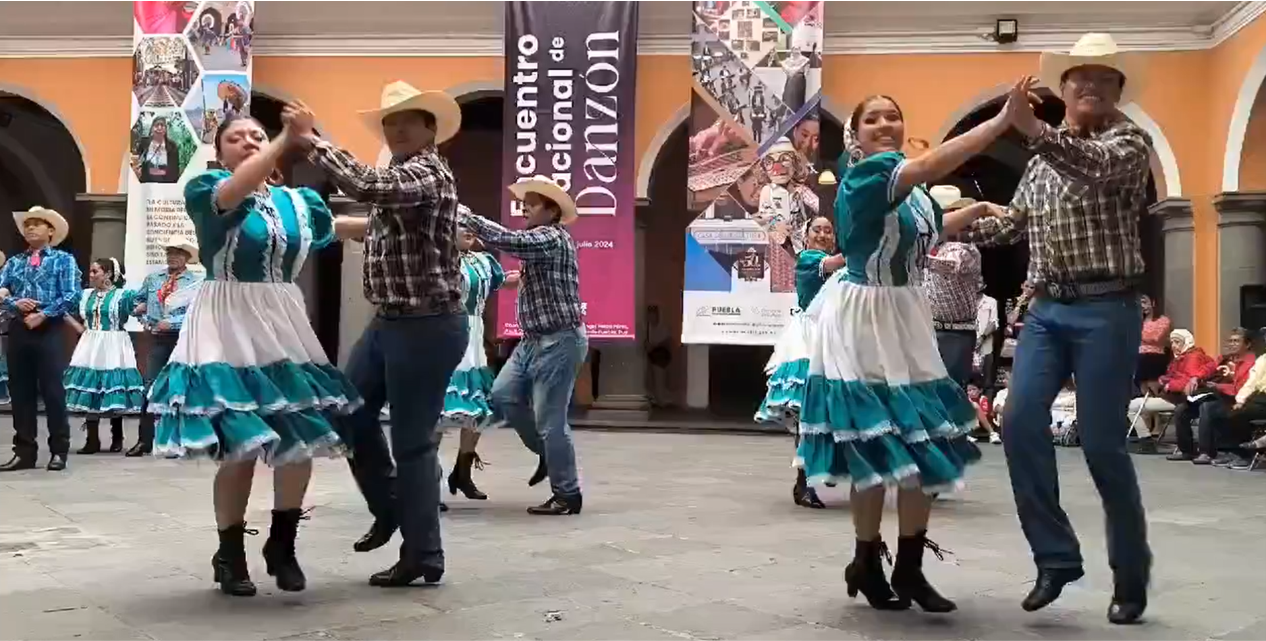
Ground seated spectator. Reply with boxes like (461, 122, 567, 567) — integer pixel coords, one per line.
(990, 370, 1011, 430)
(1127, 329, 1216, 454)
(967, 381, 1001, 445)
(1051, 378, 1077, 440)
(1135, 294, 1172, 390)
(1196, 339, 1266, 469)
(1169, 327, 1256, 462)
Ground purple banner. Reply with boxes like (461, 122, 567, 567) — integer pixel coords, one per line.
(499, 1, 639, 340)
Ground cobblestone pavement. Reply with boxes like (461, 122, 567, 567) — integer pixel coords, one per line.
(2, 421, 1264, 640)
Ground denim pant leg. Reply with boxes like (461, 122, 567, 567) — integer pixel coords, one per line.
(1002, 298, 1080, 570)
(491, 341, 542, 455)
(139, 334, 179, 444)
(935, 329, 976, 387)
(1067, 295, 1149, 582)
(381, 313, 467, 566)
(528, 329, 587, 497)
(338, 319, 395, 524)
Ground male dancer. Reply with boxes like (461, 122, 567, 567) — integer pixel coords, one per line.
(926, 185, 985, 387)
(958, 34, 1152, 624)
(0, 207, 81, 472)
(130, 235, 203, 457)
(288, 83, 468, 587)
(461, 176, 587, 516)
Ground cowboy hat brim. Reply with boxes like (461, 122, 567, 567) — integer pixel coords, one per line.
(13, 208, 69, 247)
(1039, 51, 1141, 106)
(941, 197, 977, 211)
(163, 238, 200, 264)
(359, 90, 462, 145)
(508, 179, 578, 226)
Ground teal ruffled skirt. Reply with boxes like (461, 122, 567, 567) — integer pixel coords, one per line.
(440, 366, 495, 429)
(0, 354, 8, 405)
(63, 329, 144, 414)
(795, 277, 981, 493)
(149, 281, 361, 465)
(755, 313, 812, 431)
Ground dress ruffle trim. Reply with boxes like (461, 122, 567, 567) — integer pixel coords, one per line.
(439, 367, 495, 429)
(65, 366, 146, 414)
(754, 358, 809, 429)
(149, 360, 362, 466)
(795, 375, 981, 493)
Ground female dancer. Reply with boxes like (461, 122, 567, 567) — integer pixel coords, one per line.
(796, 78, 1035, 613)
(755, 215, 843, 509)
(0, 250, 8, 407)
(65, 258, 145, 454)
(149, 113, 361, 597)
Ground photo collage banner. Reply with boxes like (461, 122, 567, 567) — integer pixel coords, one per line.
(125, 0, 254, 293)
(681, 0, 823, 345)
(500, 1, 639, 340)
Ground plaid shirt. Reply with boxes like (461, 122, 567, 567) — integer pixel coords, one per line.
(0, 248, 81, 319)
(959, 116, 1151, 286)
(310, 142, 464, 315)
(925, 241, 982, 323)
(460, 212, 582, 338)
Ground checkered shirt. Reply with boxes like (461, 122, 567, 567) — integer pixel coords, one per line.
(924, 241, 982, 323)
(310, 143, 464, 315)
(0, 248, 81, 319)
(958, 116, 1152, 286)
(460, 212, 582, 338)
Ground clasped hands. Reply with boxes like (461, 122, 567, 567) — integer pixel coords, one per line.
(275, 101, 367, 240)
(0, 288, 45, 328)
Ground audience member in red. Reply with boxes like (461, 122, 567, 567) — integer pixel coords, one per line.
(1168, 327, 1255, 461)
(967, 382, 1002, 445)
(1127, 329, 1215, 453)
(1135, 294, 1172, 389)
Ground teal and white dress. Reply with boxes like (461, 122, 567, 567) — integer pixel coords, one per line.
(796, 152, 981, 493)
(64, 287, 146, 414)
(0, 308, 10, 405)
(382, 250, 505, 429)
(755, 248, 829, 430)
(149, 170, 361, 464)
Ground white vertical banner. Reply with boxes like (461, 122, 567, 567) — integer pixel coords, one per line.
(125, 1, 254, 294)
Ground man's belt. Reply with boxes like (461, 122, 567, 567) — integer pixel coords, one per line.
(1038, 278, 1140, 303)
(933, 319, 976, 332)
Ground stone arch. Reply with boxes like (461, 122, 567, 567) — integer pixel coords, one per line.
(0, 129, 68, 217)
(637, 102, 689, 200)
(1224, 46, 1266, 191)
(935, 82, 1183, 198)
(0, 82, 92, 190)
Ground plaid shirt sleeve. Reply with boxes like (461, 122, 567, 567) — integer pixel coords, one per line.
(310, 142, 441, 212)
(957, 160, 1038, 247)
(460, 213, 563, 260)
(43, 253, 82, 318)
(1028, 120, 1151, 182)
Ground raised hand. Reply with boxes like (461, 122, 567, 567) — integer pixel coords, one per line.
(1000, 76, 1043, 137)
(281, 100, 316, 138)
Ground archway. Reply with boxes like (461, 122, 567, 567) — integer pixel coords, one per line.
(0, 91, 88, 263)
(1236, 80, 1266, 190)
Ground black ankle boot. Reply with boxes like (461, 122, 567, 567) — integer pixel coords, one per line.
(262, 509, 307, 592)
(891, 531, 957, 613)
(108, 419, 124, 453)
(212, 523, 257, 597)
(78, 422, 101, 455)
(448, 452, 488, 500)
(792, 469, 825, 509)
(844, 538, 909, 611)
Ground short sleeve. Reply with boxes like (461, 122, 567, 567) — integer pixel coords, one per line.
(183, 169, 248, 230)
(298, 187, 335, 250)
(483, 252, 506, 290)
(838, 151, 906, 226)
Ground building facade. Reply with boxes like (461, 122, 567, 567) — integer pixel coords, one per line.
(4, 1, 1266, 415)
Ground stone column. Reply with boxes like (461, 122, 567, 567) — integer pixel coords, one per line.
(1213, 191, 1266, 336)
(685, 344, 709, 409)
(589, 211, 650, 420)
(1151, 198, 1194, 333)
(78, 193, 128, 264)
(332, 196, 373, 367)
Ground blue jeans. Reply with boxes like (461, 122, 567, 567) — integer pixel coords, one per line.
(491, 327, 588, 497)
(339, 312, 468, 567)
(935, 329, 976, 387)
(1002, 293, 1150, 581)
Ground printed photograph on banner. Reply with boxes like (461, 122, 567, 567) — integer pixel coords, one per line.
(130, 110, 198, 184)
(133, 36, 198, 108)
(187, 1, 254, 72)
(693, 0, 784, 70)
(691, 27, 789, 146)
(687, 97, 758, 213)
(134, 1, 198, 35)
(750, 6, 822, 119)
(192, 73, 250, 144)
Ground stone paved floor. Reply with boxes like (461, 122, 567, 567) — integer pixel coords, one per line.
(2, 420, 1265, 640)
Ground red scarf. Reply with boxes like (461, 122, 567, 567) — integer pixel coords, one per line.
(157, 272, 179, 304)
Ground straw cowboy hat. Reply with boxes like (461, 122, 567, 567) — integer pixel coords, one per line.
(359, 81, 462, 145)
(1039, 33, 1141, 105)
(508, 176, 578, 226)
(13, 206, 69, 246)
(929, 185, 976, 211)
(163, 234, 200, 264)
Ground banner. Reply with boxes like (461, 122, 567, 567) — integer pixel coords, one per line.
(125, 1, 254, 292)
(681, 1, 824, 345)
(499, 1, 639, 340)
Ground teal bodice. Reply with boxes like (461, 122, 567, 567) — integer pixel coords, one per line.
(836, 152, 942, 288)
(461, 251, 505, 317)
(78, 288, 141, 331)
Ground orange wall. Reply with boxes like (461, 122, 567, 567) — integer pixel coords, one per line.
(1240, 84, 1266, 190)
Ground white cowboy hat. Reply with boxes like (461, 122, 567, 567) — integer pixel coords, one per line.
(13, 206, 69, 246)
(163, 234, 200, 264)
(929, 185, 976, 211)
(359, 81, 462, 145)
(508, 176, 578, 226)
(1039, 33, 1141, 106)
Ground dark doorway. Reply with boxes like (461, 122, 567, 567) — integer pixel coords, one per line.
(250, 93, 343, 359)
(942, 92, 1162, 305)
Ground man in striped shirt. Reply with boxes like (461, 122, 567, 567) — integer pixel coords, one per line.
(462, 176, 587, 516)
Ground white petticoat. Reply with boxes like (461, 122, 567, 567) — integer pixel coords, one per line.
(763, 311, 811, 375)
(69, 330, 139, 370)
(169, 281, 331, 369)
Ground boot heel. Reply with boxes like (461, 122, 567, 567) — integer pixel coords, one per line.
(845, 539, 909, 611)
(891, 531, 957, 613)
(213, 524, 258, 597)
(262, 509, 308, 592)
